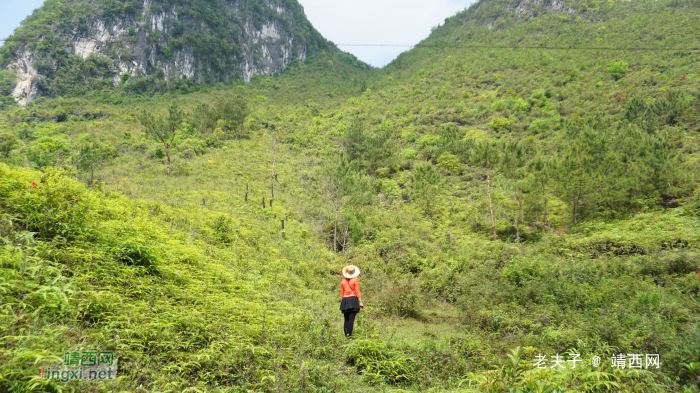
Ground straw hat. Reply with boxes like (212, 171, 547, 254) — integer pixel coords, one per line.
(342, 265, 360, 279)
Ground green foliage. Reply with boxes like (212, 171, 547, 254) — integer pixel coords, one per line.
(607, 60, 630, 80)
(437, 152, 461, 174)
(345, 340, 417, 385)
(379, 281, 421, 319)
(137, 102, 185, 176)
(400, 148, 417, 160)
(513, 98, 530, 113)
(342, 118, 395, 175)
(27, 136, 71, 168)
(489, 116, 511, 131)
(0, 132, 18, 158)
(75, 133, 114, 184)
(192, 95, 249, 138)
(2, 0, 700, 391)
(411, 163, 442, 215)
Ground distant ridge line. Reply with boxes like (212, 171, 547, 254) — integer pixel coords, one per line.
(2, 38, 699, 51)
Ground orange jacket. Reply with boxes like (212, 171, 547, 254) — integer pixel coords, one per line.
(340, 277, 361, 299)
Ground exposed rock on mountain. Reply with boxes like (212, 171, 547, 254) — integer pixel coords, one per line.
(1, 0, 333, 105)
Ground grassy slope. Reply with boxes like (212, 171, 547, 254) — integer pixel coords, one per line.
(2, 0, 700, 392)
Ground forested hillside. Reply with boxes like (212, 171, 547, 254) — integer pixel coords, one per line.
(1, 0, 700, 391)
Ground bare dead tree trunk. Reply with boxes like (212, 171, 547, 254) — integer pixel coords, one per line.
(341, 224, 349, 256)
(542, 179, 550, 230)
(272, 148, 277, 178)
(270, 137, 278, 199)
(515, 191, 522, 243)
(487, 169, 497, 241)
(165, 145, 171, 177)
(426, 188, 430, 216)
(334, 204, 338, 253)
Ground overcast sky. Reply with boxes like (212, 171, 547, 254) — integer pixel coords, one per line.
(297, 0, 478, 67)
(0, 0, 478, 68)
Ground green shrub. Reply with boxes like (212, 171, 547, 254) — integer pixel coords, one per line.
(0, 165, 95, 241)
(363, 354, 416, 385)
(344, 340, 416, 385)
(607, 61, 629, 80)
(400, 148, 417, 160)
(489, 117, 511, 131)
(530, 89, 546, 100)
(380, 281, 421, 319)
(110, 239, 159, 269)
(491, 99, 507, 112)
(177, 138, 206, 158)
(149, 145, 165, 159)
(210, 215, 233, 244)
(0, 132, 18, 158)
(437, 152, 461, 174)
(637, 252, 699, 277)
(375, 166, 391, 178)
(376, 178, 402, 201)
(27, 136, 72, 167)
(529, 118, 551, 134)
(513, 98, 530, 113)
(417, 134, 439, 149)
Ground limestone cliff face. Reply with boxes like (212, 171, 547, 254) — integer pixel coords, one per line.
(460, 0, 576, 31)
(510, 0, 576, 16)
(8, 48, 40, 106)
(4, 0, 327, 105)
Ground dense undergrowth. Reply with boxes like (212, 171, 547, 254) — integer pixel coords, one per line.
(2, 0, 700, 391)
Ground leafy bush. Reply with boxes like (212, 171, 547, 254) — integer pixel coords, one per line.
(177, 138, 206, 158)
(400, 148, 417, 160)
(607, 61, 630, 80)
(437, 152, 461, 174)
(489, 117, 511, 131)
(417, 134, 439, 149)
(636, 252, 699, 277)
(379, 281, 421, 319)
(513, 98, 530, 113)
(344, 340, 416, 385)
(109, 239, 159, 269)
(529, 118, 552, 134)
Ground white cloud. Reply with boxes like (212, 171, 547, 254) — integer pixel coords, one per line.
(297, 0, 478, 67)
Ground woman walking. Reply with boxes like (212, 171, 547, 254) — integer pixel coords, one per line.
(340, 265, 363, 339)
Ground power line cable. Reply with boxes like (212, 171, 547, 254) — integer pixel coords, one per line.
(1, 38, 699, 51)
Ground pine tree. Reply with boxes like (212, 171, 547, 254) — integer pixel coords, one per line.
(323, 155, 357, 253)
(557, 141, 593, 226)
(75, 134, 113, 186)
(411, 162, 442, 216)
(500, 139, 528, 241)
(472, 140, 500, 240)
(528, 156, 555, 231)
(138, 103, 185, 177)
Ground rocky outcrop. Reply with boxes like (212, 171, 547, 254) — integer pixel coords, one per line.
(4, 0, 325, 105)
(511, 0, 575, 17)
(8, 45, 39, 106)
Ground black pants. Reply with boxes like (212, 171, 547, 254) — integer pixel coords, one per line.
(343, 311, 358, 337)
